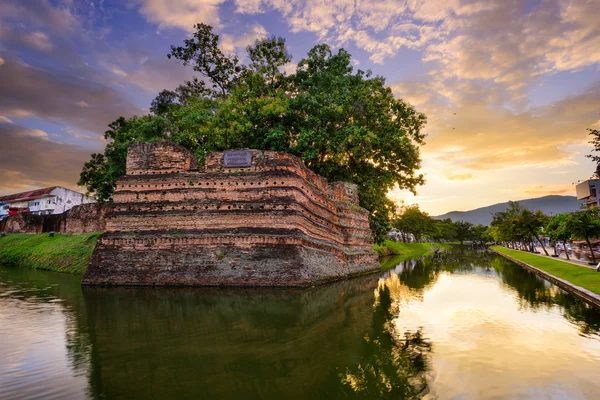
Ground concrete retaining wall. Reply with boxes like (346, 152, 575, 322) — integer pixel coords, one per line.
(492, 248, 600, 308)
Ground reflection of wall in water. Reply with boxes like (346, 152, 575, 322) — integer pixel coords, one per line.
(81, 276, 379, 399)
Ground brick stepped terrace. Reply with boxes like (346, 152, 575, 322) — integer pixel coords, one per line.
(82, 142, 379, 287)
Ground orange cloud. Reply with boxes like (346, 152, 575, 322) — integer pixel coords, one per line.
(524, 184, 574, 196)
(447, 174, 473, 181)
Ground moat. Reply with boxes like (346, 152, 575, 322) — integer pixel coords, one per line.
(2, 249, 600, 399)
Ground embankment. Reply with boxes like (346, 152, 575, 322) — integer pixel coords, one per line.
(492, 246, 600, 307)
(0, 233, 101, 274)
(375, 241, 453, 270)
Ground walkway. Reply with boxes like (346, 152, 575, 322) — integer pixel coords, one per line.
(533, 246, 598, 270)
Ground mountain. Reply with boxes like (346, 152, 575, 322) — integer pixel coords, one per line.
(433, 195, 582, 226)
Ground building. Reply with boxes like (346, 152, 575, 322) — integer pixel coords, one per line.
(0, 202, 8, 219)
(575, 179, 600, 209)
(0, 187, 95, 216)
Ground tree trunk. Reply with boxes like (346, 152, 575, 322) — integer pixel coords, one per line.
(586, 238, 596, 263)
(564, 240, 570, 260)
(534, 234, 549, 256)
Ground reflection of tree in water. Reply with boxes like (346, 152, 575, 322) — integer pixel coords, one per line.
(490, 255, 600, 334)
(381, 247, 600, 336)
(340, 281, 432, 399)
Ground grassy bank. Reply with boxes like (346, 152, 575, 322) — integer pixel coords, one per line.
(0, 233, 101, 274)
(375, 240, 453, 258)
(492, 246, 600, 295)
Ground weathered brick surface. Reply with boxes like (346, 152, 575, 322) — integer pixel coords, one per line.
(0, 213, 45, 233)
(83, 142, 379, 287)
(0, 203, 107, 234)
(60, 203, 110, 234)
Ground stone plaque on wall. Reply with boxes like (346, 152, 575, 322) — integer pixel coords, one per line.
(223, 150, 252, 168)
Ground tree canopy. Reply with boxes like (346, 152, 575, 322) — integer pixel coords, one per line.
(564, 208, 600, 262)
(392, 204, 434, 242)
(490, 201, 549, 254)
(78, 23, 427, 243)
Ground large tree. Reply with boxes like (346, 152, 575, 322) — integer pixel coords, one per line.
(452, 221, 473, 246)
(546, 213, 572, 260)
(516, 206, 550, 256)
(79, 24, 427, 243)
(564, 208, 600, 263)
(392, 205, 434, 243)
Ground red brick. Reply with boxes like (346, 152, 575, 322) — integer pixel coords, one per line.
(83, 142, 379, 287)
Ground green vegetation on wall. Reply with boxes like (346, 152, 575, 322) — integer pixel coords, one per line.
(0, 233, 101, 274)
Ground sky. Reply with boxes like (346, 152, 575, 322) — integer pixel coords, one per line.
(1, 0, 599, 215)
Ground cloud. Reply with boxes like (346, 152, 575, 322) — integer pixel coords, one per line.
(0, 123, 93, 195)
(23, 31, 53, 51)
(220, 24, 267, 54)
(524, 184, 574, 196)
(447, 174, 473, 181)
(109, 66, 128, 78)
(226, 0, 600, 99)
(281, 62, 297, 75)
(393, 78, 600, 172)
(134, 0, 226, 31)
(0, 58, 141, 134)
(107, 50, 196, 94)
(0, 0, 79, 35)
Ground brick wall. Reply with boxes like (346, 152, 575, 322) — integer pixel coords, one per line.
(0, 202, 108, 234)
(83, 143, 379, 287)
(60, 202, 110, 234)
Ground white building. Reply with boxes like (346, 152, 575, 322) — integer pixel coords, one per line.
(0, 187, 95, 216)
(575, 179, 600, 209)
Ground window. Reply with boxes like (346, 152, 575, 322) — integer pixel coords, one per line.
(47, 200, 52, 205)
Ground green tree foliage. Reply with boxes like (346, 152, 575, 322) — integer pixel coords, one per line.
(392, 205, 434, 242)
(452, 221, 473, 246)
(516, 207, 550, 255)
(470, 224, 489, 246)
(564, 208, 600, 263)
(78, 23, 427, 243)
(546, 213, 572, 259)
(431, 219, 456, 242)
(490, 201, 549, 254)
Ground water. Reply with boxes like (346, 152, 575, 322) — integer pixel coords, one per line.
(1, 249, 599, 399)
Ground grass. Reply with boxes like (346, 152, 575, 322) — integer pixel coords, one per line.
(492, 246, 600, 296)
(0, 232, 101, 274)
(375, 240, 452, 258)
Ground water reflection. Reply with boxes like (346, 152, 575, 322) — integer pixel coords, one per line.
(82, 275, 433, 399)
(1, 248, 600, 399)
(0, 267, 91, 400)
(340, 282, 432, 398)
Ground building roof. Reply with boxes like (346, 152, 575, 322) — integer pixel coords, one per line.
(0, 187, 59, 203)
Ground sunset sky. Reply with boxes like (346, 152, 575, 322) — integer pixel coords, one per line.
(1, 0, 599, 215)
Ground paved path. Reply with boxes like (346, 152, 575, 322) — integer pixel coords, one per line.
(533, 246, 597, 270)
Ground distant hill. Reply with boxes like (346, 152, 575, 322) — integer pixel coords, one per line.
(433, 195, 582, 226)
